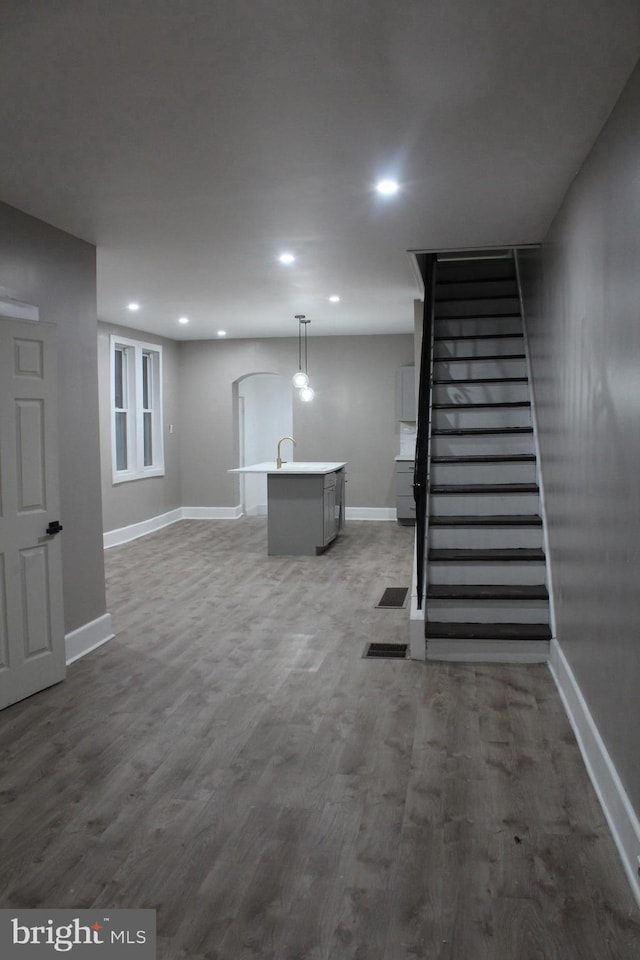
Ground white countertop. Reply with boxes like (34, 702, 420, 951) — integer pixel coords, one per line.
(395, 455, 415, 461)
(229, 461, 347, 475)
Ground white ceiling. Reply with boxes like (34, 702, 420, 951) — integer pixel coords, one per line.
(1, 1, 639, 340)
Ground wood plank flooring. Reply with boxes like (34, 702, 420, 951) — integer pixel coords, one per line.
(1, 518, 639, 959)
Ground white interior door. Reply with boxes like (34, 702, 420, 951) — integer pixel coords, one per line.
(0, 318, 66, 709)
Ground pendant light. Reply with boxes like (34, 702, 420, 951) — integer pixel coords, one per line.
(292, 315, 314, 399)
(299, 384, 315, 402)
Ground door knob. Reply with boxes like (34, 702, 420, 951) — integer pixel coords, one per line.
(46, 520, 63, 536)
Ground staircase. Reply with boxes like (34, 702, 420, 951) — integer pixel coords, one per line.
(424, 254, 552, 661)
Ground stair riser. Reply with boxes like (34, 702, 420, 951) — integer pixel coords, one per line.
(436, 280, 518, 300)
(427, 561, 547, 585)
(431, 433, 534, 457)
(431, 460, 537, 485)
(427, 600, 550, 623)
(432, 407, 532, 430)
(434, 358, 527, 379)
(435, 316, 523, 337)
(430, 492, 539, 515)
(435, 297, 521, 318)
(434, 337, 524, 359)
(429, 526, 543, 549)
(425, 639, 550, 662)
(433, 381, 529, 404)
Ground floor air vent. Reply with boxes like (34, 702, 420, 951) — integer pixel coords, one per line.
(363, 642, 408, 660)
(376, 587, 409, 608)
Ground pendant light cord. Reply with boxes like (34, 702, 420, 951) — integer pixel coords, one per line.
(304, 321, 308, 375)
(295, 314, 305, 373)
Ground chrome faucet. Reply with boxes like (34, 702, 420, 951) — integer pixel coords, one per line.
(276, 436, 296, 469)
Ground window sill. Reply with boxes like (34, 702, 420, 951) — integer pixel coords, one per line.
(112, 466, 165, 485)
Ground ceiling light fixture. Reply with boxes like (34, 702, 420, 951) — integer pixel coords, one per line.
(178, 316, 189, 325)
(329, 295, 340, 303)
(292, 315, 313, 400)
(376, 179, 399, 196)
(279, 252, 295, 264)
(127, 302, 140, 311)
(217, 330, 227, 337)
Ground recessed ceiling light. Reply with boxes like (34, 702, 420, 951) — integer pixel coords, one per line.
(127, 302, 140, 311)
(217, 330, 227, 337)
(375, 179, 399, 196)
(178, 316, 189, 325)
(329, 295, 341, 303)
(279, 252, 295, 264)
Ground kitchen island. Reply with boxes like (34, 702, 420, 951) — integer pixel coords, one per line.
(229, 462, 347, 555)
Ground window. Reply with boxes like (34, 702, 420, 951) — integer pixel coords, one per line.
(111, 336, 164, 482)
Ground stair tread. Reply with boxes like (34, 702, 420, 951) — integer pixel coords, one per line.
(436, 277, 517, 286)
(431, 483, 537, 494)
(432, 401, 530, 409)
(428, 584, 548, 600)
(431, 454, 536, 463)
(432, 426, 533, 436)
(434, 333, 523, 341)
(429, 514, 542, 527)
(426, 622, 551, 641)
(434, 313, 522, 321)
(434, 353, 526, 362)
(435, 294, 520, 303)
(433, 376, 528, 384)
(429, 548, 545, 561)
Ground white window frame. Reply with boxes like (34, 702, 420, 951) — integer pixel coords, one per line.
(110, 335, 164, 483)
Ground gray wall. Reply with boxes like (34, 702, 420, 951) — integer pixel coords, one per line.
(0, 202, 106, 634)
(519, 62, 640, 815)
(98, 321, 182, 533)
(179, 335, 414, 510)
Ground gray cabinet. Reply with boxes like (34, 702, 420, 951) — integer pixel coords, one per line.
(396, 460, 416, 524)
(267, 469, 345, 555)
(322, 474, 337, 546)
(396, 366, 416, 421)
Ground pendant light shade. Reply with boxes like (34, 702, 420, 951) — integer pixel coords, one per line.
(292, 314, 314, 400)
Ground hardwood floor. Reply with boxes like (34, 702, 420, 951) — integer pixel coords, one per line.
(1, 518, 639, 959)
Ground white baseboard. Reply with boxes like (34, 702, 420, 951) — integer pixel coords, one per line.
(408, 535, 425, 660)
(409, 598, 425, 660)
(65, 613, 114, 665)
(181, 505, 243, 520)
(243, 504, 268, 517)
(104, 505, 394, 548)
(346, 507, 397, 521)
(104, 506, 245, 548)
(549, 638, 640, 907)
(104, 508, 183, 549)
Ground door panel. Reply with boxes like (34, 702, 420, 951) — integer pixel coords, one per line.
(14, 336, 44, 377)
(0, 318, 65, 709)
(16, 399, 46, 510)
(21, 545, 52, 657)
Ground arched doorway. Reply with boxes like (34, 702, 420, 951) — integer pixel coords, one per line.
(234, 373, 293, 515)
